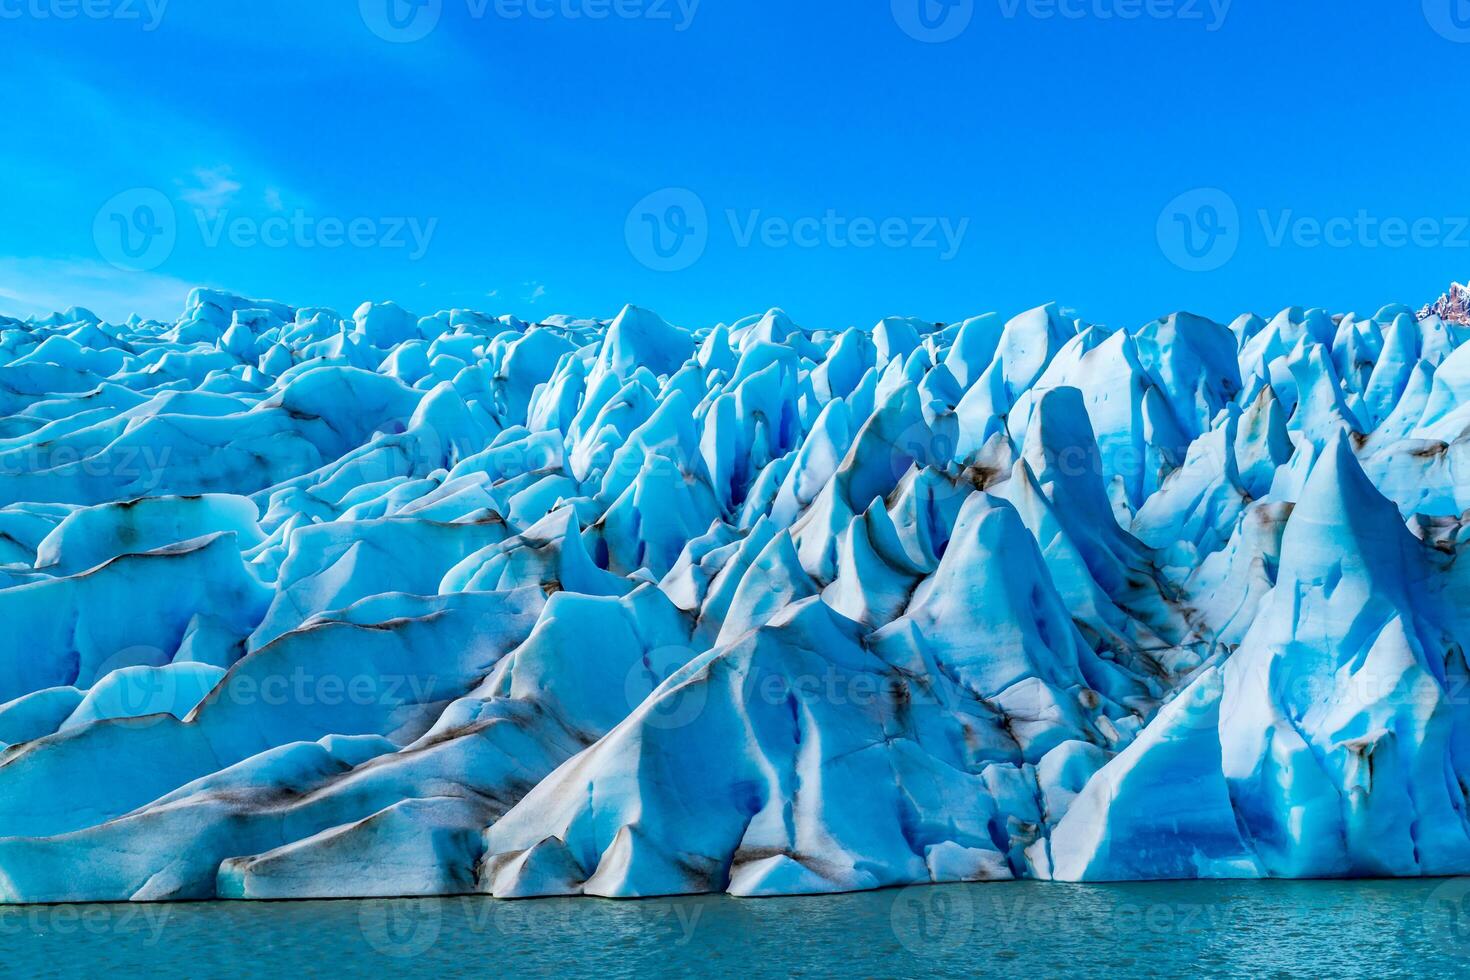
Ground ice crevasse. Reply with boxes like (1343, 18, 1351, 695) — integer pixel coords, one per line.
(1, 289, 1470, 901)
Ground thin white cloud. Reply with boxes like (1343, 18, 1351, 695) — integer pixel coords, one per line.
(0, 257, 199, 323)
(177, 166, 243, 210)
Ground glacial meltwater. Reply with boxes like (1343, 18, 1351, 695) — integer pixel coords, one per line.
(2, 879, 1467, 978)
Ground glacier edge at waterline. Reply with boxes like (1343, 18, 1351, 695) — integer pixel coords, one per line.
(1, 289, 1469, 901)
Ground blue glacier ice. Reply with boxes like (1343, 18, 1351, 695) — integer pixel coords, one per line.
(2, 288, 1470, 901)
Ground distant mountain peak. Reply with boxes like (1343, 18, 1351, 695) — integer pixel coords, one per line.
(1419, 281, 1470, 324)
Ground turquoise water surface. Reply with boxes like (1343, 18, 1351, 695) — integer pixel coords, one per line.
(2, 879, 1468, 977)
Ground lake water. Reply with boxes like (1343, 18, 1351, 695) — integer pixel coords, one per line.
(2, 879, 1468, 977)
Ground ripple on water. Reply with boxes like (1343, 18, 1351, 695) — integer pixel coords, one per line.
(0, 878, 1465, 979)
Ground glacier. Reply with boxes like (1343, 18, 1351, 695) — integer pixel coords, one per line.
(2, 288, 1470, 901)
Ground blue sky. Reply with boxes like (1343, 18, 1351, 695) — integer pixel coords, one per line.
(3, 1, 1469, 330)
